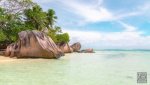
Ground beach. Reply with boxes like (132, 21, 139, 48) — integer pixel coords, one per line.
(0, 55, 17, 63)
(0, 51, 150, 85)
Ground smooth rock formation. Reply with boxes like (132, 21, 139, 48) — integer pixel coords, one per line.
(57, 43, 73, 53)
(5, 43, 19, 57)
(79, 48, 94, 53)
(5, 30, 64, 59)
(71, 42, 81, 52)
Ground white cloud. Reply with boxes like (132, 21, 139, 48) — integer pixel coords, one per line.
(116, 11, 142, 20)
(117, 21, 137, 32)
(139, 2, 150, 12)
(34, 0, 148, 23)
(60, 0, 113, 22)
(34, 0, 150, 23)
(58, 0, 143, 23)
(64, 21, 150, 49)
(63, 30, 102, 44)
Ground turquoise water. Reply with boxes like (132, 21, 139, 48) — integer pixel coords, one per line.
(0, 51, 150, 85)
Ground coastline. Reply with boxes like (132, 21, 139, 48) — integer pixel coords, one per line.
(0, 56, 17, 63)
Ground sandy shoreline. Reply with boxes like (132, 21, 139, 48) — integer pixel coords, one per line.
(0, 53, 75, 63)
(0, 56, 17, 63)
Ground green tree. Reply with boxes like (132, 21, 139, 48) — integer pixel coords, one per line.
(0, 0, 70, 45)
(24, 5, 47, 30)
(46, 9, 57, 29)
(47, 26, 70, 44)
(0, 31, 6, 42)
(0, 0, 35, 42)
(0, 7, 25, 42)
(56, 33, 70, 43)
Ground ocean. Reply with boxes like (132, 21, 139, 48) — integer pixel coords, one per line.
(0, 51, 150, 85)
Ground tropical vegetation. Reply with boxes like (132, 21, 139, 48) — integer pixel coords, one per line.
(0, 0, 70, 45)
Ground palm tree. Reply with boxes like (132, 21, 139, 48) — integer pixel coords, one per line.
(24, 5, 47, 30)
(46, 9, 57, 29)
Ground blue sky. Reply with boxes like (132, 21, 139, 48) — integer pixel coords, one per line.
(33, 0, 150, 49)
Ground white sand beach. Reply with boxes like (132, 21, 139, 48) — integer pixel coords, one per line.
(0, 56, 17, 63)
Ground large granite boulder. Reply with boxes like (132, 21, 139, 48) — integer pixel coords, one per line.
(57, 43, 73, 53)
(5, 30, 64, 59)
(71, 42, 81, 52)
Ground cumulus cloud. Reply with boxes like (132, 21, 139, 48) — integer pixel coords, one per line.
(64, 29, 150, 49)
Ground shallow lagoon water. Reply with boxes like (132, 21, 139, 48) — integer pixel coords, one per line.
(0, 51, 150, 85)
